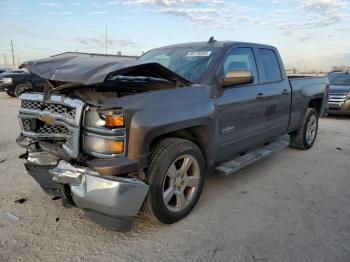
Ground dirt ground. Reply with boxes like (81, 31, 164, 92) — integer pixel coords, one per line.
(0, 92, 349, 262)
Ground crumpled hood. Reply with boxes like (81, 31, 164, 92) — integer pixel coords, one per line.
(20, 56, 192, 86)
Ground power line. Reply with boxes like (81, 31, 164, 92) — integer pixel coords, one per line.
(11, 40, 15, 67)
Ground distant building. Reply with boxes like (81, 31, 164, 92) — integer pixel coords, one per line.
(51, 51, 138, 61)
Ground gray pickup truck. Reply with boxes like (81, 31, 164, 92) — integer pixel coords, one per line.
(17, 40, 329, 231)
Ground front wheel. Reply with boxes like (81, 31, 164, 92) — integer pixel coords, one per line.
(143, 138, 205, 224)
(290, 108, 318, 150)
(6, 90, 16, 97)
(14, 83, 31, 97)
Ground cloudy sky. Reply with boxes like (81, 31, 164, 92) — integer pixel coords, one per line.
(0, 0, 349, 71)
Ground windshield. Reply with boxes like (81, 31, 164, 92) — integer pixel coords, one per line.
(329, 73, 350, 86)
(138, 46, 220, 82)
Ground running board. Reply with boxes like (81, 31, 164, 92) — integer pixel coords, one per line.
(215, 138, 290, 176)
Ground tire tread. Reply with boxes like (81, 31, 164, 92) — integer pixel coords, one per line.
(290, 108, 317, 150)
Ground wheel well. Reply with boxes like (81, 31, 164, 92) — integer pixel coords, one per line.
(308, 98, 323, 116)
(149, 126, 209, 166)
(16, 81, 33, 88)
(22, 81, 33, 88)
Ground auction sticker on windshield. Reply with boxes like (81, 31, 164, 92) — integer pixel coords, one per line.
(186, 51, 212, 57)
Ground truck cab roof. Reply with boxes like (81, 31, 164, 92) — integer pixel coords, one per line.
(156, 41, 276, 50)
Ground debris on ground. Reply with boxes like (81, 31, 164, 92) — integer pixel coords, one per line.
(6, 212, 21, 222)
(336, 147, 343, 151)
(56, 217, 60, 222)
(0, 159, 6, 164)
(52, 196, 61, 201)
(14, 198, 26, 204)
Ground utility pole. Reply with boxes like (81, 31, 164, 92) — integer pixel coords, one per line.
(3, 54, 7, 65)
(105, 24, 108, 56)
(11, 40, 15, 67)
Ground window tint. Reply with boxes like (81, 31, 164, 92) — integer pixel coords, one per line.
(223, 47, 258, 84)
(259, 49, 282, 82)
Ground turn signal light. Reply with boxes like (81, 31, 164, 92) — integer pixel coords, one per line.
(105, 115, 125, 128)
(108, 140, 124, 154)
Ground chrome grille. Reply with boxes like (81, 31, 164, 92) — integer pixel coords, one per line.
(328, 93, 347, 108)
(22, 119, 32, 131)
(21, 100, 76, 120)
(65, 133, 74, 148)
(38, 123, 70, 136)
(329, 94, 347, 102)
(18, 93, 85, 158)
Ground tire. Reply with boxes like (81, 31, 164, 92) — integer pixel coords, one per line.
(14, 83, 31, 97)
(6, 90, 16, 97)
(143, 138, 205, 224)
(290, 108, 318, 150)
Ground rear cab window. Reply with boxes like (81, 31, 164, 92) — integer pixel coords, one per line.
(258, 48, 283, 83)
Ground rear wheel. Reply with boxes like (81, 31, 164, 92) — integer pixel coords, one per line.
(290, 108, 318, 150)
(143, 138, 205, 224)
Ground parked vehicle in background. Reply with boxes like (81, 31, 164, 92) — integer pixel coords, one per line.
(0, 67, 15, 74)
(0, 70, 46, 97)
(327, 71, 350, 115)
(17, 40, 328, 232)
(0, 67, 19, 78)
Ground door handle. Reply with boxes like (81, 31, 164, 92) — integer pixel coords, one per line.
(281, 89, 289, 95)
(256, 93, 265, 99)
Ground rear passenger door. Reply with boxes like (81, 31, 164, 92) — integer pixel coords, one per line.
(257, 48, 291, 140)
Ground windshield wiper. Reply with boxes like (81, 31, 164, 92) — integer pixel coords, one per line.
(109, 75, 174, 84)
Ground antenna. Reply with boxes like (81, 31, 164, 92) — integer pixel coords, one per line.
(208, 36, 216, 44)
(105, 24, 108, 56)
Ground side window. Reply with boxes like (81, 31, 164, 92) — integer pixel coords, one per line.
(223, 47, 258, 84)
(259, 49, 282, 83)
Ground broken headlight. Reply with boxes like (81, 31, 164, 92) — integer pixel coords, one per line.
(84, 107, 125, 129)
(83, 106, 126, 158)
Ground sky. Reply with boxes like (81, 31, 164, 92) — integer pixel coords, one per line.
(0, 0, 349, 71)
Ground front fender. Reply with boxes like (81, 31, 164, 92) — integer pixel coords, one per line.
(127, 97, 215, 167)
(100, 85, 215, 168)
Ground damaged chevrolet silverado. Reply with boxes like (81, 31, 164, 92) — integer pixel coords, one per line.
(17, 40, 329, 231)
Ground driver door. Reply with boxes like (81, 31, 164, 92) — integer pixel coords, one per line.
(214, 47, 274, 162)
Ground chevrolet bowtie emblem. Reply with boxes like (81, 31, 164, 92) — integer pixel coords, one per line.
(41, 114, 55, 125)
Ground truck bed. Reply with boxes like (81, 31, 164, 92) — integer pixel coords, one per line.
(287, 76, 329, 132)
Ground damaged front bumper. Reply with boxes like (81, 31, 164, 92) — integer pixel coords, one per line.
(25, 156, 149, 232)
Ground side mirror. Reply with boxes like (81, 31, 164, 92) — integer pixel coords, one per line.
(219, 70, 254, 87)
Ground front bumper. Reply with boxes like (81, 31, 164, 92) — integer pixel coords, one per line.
(25, 157, 149, 232)
(328, 99, 350, 115)
(0, 82, 10, 92)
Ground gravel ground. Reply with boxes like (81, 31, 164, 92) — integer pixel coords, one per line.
(0, 92, 349, 262)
